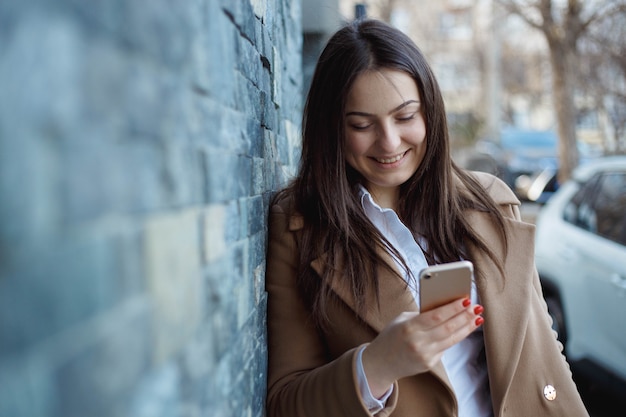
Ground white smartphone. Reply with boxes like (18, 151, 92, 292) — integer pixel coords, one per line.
(418, 260, 473, 312)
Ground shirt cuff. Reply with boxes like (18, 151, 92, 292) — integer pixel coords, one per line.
(355, 345, 394, 413)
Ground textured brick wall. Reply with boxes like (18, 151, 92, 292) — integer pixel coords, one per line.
(0, 1, 302, 416)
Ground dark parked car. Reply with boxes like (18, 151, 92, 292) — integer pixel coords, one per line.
(465, 128, 558, 192)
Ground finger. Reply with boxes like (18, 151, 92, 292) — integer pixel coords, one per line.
(433, 306, 485, 350)
(418, 297, 472, 328)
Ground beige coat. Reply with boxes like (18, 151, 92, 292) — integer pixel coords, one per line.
(265, 172, 589, 417)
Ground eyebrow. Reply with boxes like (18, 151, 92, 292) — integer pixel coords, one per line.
(345, 100, 420, 117)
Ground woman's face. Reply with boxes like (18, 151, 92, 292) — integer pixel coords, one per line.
(344, 69, 427, 207)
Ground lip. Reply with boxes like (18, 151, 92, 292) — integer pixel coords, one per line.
(371, 150, 409, 166)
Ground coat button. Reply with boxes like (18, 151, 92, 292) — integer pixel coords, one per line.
(543, 384, 557, 401)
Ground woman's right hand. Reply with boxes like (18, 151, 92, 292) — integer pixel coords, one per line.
(361, 298, 484, 398)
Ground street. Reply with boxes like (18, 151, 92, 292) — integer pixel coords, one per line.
(575, 368, 626, 417)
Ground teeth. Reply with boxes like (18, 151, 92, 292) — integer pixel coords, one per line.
(375, 153, 404, 164)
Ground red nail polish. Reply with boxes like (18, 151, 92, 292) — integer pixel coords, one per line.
(474, 305, 484, 315)
(462, 298, 471, 307)
(475, 317, 484, 326)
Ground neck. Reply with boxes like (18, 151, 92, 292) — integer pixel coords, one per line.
(368, 186, 399, 212)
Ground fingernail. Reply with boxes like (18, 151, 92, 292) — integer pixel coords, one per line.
(474, 305, 484, 315)
(475, 317, 484, 326)
(462, 298, 471, 307)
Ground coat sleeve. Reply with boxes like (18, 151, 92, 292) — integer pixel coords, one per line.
(265, 202, 399, 417)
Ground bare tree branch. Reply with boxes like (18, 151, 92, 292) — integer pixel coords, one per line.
(495, 0, 544, 30)
(578, 1, 626, 37)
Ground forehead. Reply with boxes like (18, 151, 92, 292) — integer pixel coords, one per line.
(345, 69, 419, 111)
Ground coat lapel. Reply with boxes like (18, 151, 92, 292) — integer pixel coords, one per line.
(288, 213, 413, 333)
(467, 210, 536, 410)
(310, 252, 417, 333)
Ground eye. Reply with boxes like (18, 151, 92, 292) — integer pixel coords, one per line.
(349, 122, 373, 131)
(397, 112, 417, 122)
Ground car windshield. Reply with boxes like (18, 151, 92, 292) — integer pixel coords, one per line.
(500, 129, 557, 149)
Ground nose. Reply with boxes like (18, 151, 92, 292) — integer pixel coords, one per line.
(377, 121, 401, 152)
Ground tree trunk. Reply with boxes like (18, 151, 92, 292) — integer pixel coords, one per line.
(547, 38, 580, 183)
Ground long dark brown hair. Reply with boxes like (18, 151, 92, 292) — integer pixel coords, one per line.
(277, 18, 507, 328)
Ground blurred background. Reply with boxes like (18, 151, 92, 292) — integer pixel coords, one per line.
(1, 0, 625, 416)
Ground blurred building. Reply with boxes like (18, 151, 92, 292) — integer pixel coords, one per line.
(302, 0, 342, 95)
(339, 0, 549, 142)
(339, 0, 613, 151)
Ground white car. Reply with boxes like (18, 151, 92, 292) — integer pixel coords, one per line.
(534, 156, 626, 384)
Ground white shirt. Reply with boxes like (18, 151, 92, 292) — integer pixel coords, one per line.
(356, 186, 493, 416)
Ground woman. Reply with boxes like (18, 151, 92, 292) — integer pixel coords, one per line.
(265, 18, 588, 417)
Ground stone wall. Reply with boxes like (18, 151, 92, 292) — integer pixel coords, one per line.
(0, 1, 302, 416)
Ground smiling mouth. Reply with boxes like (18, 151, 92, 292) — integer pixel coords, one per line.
(373, 151, 408, 164)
